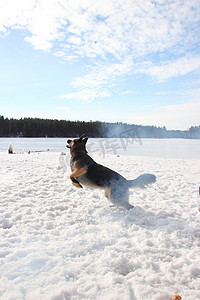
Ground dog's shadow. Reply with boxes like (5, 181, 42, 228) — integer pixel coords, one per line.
(110, 205, 198, 242)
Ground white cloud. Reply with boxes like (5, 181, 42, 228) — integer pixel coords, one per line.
(60, 56, 133, 101)
(127, 100, 200, 130)
(73, 56, 133, 87)
(0, 0, 200, 100)
(59, 88, 110, 102)
(58, 106, 69, 110)
(138, 55, 200, 82)
(1, 0, 199, 57)
(119, 90, 136, 96)
(155, 91, 171, 95)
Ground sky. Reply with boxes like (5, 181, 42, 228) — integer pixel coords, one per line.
(0, 0, 200, 130)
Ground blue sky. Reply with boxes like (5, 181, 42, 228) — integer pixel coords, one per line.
(0, 0, 200, 130)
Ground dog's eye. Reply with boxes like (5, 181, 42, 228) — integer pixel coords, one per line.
(74, 139, 80, 144)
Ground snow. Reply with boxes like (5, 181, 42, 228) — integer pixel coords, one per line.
(0, 143, 200, 299)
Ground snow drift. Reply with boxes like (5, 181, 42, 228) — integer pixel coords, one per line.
(0, 151, 200, 300)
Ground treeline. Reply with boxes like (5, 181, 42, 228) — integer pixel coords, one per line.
(0, 116, 101, 137)
(0, 116, 199, 139)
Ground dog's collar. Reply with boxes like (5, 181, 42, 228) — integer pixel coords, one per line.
(73, 150, 86, 154)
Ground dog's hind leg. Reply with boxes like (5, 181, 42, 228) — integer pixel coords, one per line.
(69, 166, 87, 188)
(104, 187, 111, 199)
(109, 186, 134, 210)
(110, 195, 134, 210)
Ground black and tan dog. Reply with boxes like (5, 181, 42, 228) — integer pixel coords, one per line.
(67, 134, 156, 209)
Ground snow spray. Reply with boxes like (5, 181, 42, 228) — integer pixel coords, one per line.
(199, 186, 200, 212)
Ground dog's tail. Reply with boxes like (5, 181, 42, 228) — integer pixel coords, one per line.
(128, 173, 156, 188)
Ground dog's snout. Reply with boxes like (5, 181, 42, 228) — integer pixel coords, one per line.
(66, 139, 72, 148)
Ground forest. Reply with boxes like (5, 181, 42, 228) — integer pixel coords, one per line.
(0, 116, 199, 139)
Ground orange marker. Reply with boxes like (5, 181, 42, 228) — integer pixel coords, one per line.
(170, 295, 182, 300)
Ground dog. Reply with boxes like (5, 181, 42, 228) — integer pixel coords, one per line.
(67, 134, 156, 209)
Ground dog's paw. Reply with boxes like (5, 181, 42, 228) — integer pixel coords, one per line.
(71, 177, 83, 188)
(72, 182, 83, 188)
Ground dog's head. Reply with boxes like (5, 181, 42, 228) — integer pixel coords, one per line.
(67, 134, 88, 154)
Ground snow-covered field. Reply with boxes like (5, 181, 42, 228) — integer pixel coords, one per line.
(0, 140, 200, 299)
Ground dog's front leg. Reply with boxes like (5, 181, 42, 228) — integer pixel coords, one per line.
(69, 166, 87, 188)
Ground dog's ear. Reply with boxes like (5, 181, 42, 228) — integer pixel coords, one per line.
(79, 134, 85, 140)
(83, 137, 88, 144)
